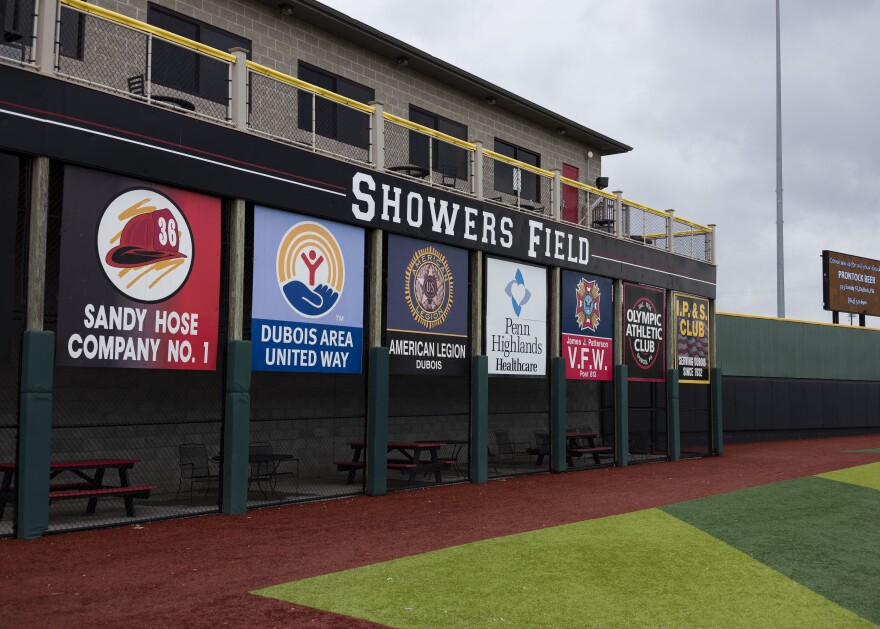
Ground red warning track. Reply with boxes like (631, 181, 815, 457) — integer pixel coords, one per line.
(1, 434, 878, 628)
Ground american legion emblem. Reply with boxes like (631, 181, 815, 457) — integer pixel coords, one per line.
(575, 277, 601, 332)
(404, 246, 453, 329)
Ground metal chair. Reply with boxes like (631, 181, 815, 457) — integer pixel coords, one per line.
(176, 443, 217, 501)
(127, 73, 145, 96)
(532, 431, 550, 467)
(493, 430, 531, 469)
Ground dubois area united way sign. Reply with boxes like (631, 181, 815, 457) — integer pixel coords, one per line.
(56, 166, 220, 370)
(623, 283, 665, 382)
(251, 207, 364, 373)
(561, 272, 613, 380)
(486, 257, 547, 376)
(386, 234, 469, 375)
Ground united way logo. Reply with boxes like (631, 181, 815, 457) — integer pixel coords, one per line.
(575, 278, 601, 332)
(96, 188, 193, 302)
(504, 268, 532, 317)
(405, 246, 453, 329)
(276, 221, 344, 318)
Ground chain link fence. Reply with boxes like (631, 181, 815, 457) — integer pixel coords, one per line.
(55, 5, 231, 123)
(248, 68, 371, 164)
(560, 183, 617, 233)
(384, 117, 473, 193)
(621, 202, 670, 252)
(566, 379, 615, 470)
(672, 216, 712, 261)
(628, 381, 668, 463)
(680, 383, 711, 458)
(0, 0, 35, 65)
(37, 162, 228, 533)
(488, 377, 549, 477)
(483, 154, 552, 215)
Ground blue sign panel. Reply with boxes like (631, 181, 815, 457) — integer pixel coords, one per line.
(251, 206, 364, 373)
(561, 271, 613, 380)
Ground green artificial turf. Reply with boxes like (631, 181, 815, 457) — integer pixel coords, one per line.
(819, 462, 880, 490)
(255, 508, 872, 628)
(662, 472, 880, 624)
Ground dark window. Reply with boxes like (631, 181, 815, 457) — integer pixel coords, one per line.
(147, 4, 250, 105)
(1, 0, 82, 60)
(408, 106, 468, 181)
(494, 139, 541, 202)
(297, 62, 374, 150)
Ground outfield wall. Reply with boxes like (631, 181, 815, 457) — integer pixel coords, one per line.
(717, 314, 880, 442)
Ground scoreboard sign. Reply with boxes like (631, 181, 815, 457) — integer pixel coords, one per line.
(823, 250, 880, 317)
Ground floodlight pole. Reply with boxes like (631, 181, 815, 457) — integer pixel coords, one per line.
(776, 0, 785, 318)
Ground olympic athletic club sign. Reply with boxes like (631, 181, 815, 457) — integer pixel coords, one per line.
(623, 283, 665, 382)
(250, 207, 364, 373)
(386, 234, 468, 375)
(56, 166, 220, 370)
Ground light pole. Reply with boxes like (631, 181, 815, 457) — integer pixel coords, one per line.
(776, 0, 785, 318)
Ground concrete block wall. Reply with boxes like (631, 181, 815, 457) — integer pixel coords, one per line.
(91, 0, 604, 184)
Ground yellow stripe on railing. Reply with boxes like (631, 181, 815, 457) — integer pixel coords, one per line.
(382, 113, 476, 151)
(246, 61, 376, 114)
(559, 176, 617, 200)
(674, 217, 713, 232)
(621, 197, 669, 218)
(61, 0, 236, 62)
(482, 150, 555, 179)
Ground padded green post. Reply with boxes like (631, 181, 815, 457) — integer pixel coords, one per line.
(17, 331, 54, 539)
(550, 357, 566, 473)
(470, 355, 488, 484)
(711, 367, 724, 455)
(222, 340, 251, 515)
(366, 347, 389, 496)
(614, 364, 628, 467)
(667, 369, 680, 461)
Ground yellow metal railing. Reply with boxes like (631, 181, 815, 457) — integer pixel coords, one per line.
(53, 0, 714, 252)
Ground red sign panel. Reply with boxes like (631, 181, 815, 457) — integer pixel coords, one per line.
(56, 166, 220, 370)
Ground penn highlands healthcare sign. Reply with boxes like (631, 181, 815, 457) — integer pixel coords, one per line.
(823, 250, 880, 317)
(56, 166, 220, 370)
(486, 257, 547, 376)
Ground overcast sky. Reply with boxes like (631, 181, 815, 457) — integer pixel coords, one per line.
(321, 0, 880, 324)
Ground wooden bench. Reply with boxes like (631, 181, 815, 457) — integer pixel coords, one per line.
(49, 485, 156, 517)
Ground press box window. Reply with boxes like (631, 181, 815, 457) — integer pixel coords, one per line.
(147, 4, 251, 105)
(408, 106, 468, 182)
(494, 139, 541, 202)
(2, 0, 83, 60)
(297, 62, 374, 151)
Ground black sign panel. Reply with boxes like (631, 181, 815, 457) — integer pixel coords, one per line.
(385, 234, 469, 375)
(0, 152, 17, 363)
(624, 283, 665, 382)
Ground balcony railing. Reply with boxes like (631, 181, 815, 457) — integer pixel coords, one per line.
(3, 0, 715, 263)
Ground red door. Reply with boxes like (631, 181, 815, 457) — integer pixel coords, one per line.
(562, 163, 579, 224)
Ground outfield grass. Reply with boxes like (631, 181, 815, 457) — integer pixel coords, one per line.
(255, 471, 878, 629)
(818, 461, 880, 490)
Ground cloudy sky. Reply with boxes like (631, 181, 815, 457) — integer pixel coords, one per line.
(321, 0, 880, 324)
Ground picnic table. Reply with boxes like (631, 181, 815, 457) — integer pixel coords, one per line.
(565, 433, 613, 467)
(334, 441, 452, 485)
(0, 459, 155, 519)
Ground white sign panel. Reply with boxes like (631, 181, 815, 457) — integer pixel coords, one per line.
(486, 257, 547, 375)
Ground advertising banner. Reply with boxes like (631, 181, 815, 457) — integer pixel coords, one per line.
(56, 166, 220, 370)
(624, 283, 665, 382)
(251, 206, 364, 373)
(386, 234, 468, 376)
(561, 272, 613, 380)
(673, 292, 710, 384)
(486, 257, 546, 376)
(822, 250, 880, 317)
